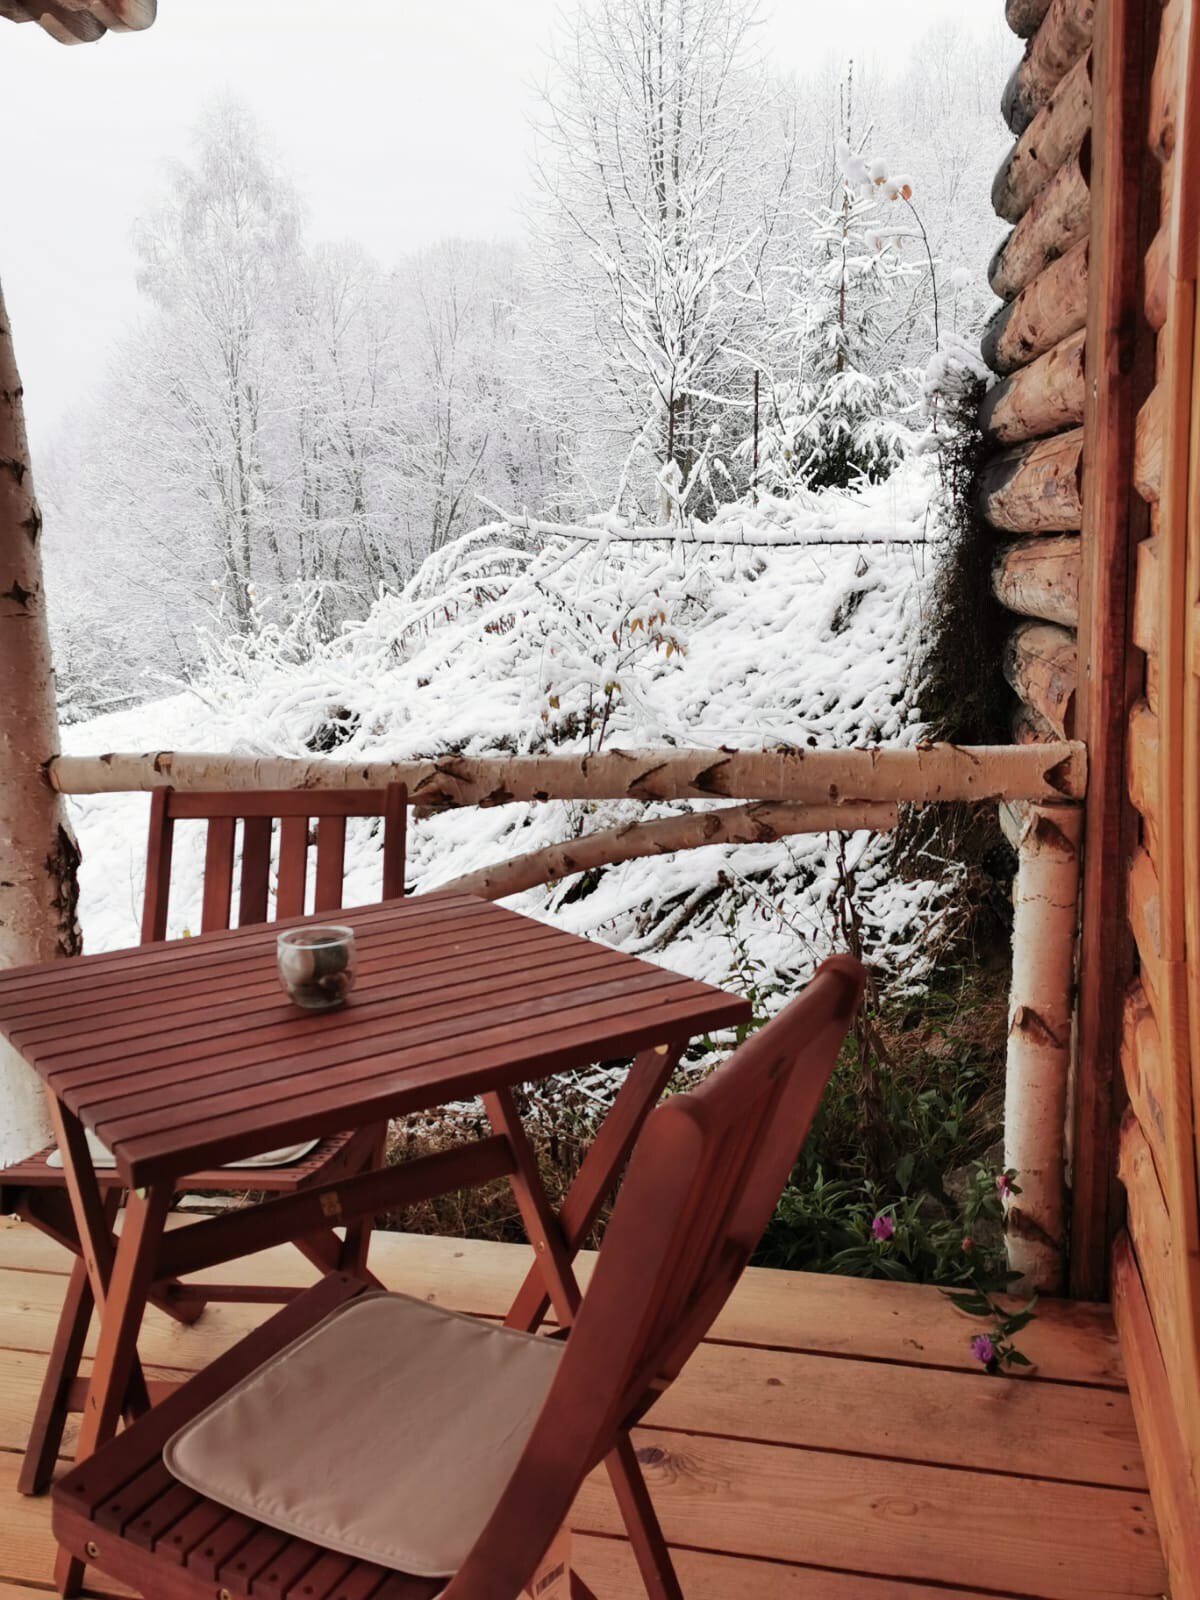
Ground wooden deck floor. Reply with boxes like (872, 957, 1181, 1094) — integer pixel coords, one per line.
(0, 1215, 1167, 1600)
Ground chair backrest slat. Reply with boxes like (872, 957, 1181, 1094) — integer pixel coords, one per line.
(140, 789, 175, 944)
(275, 815, 310, 920)
(238, 816, 274, 926)
(140, 785, 408, 943)
(447, 955, 864, 1599)
(381, 782, 407, 902)
(200, 816, 237, 934)
(313, 816, 347, 914)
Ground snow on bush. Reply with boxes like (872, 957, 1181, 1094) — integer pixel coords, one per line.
(65, 454, 960, 1019)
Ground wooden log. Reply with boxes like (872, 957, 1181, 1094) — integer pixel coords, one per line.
(1145, 224, 1169, 330)
(434, 800, 900, 903)
(1004, 622, 1078, 737)
(1127, 699, 1161, 863)
(1067, 0, 1156, 1299)
(992, 534, 1080, 626)
(1127, 846, 1162, 1019)
(1150, 0, 1184, 162)
(47, 743, 1089, 807)
(1111, 1236, 1200, 1600)
(1003, 802, 1082, 1290)
(1133, 538, 1161, 657)
(1006, 0, 1053, 37)
(1002, 0, 1096, 136)
(989, 140, 1091, 301)
(1117, 1112, 1180, 1387)
(977, 427, 1084, 533)
(1146, 650, 1161, 716)
(981, 236, 1089, 374)
(992, 51, 1092, 225)
(979, 329, 1086, 446)
(1133, 383, 1164, 503)
(1121, 982, 1167, 1191)
(1012, 703, 1061, 744)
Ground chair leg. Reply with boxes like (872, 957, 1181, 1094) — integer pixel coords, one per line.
(18, 1255, 93, 1496)
(605, 1434, 684, 1600)
(338, 1122, 388, 1278)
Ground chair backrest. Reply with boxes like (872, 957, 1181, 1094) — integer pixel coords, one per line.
(448, 954, 865, 1598)
(140, 785, 408, 943)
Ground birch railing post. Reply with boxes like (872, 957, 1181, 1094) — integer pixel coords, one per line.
(0, 277, 79, 1164)
(1003, 801, 1083, 1291)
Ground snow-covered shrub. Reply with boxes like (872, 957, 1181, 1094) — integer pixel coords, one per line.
(65, 455, 961, 1021)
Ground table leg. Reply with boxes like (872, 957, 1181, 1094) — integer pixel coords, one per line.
(48, 1100, 173, 1597)
(484, 1089, 582, 1326)
(504, 1041, 685, 1333)
(16, 1191, 112, 1497)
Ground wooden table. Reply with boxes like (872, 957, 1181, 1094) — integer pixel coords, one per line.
(0, 892, 748, 1590)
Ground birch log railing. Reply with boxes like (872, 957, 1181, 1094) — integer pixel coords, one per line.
(48, 743, 1087, 809)
(48, 738, 1089, 1295)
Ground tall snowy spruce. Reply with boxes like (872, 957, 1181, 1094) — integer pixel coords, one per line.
(752, 77, 933, 496)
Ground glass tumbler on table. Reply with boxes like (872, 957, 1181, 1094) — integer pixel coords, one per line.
(277, 925, 357, 1010)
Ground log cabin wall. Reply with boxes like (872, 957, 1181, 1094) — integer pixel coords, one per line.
(1107, 0, 1200, 1588)
(985, 0, 1200, 1587)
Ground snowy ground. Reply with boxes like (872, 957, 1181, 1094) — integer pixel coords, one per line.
(64, 457, 957, 1017)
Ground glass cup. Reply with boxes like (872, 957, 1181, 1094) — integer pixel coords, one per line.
(277, 925, 357, 1011)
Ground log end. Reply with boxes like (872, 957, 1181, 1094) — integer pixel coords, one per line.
(977, 376, 1013, 441)
(1002, 58, 1037, 138)
(992, 147, 1019, 223)
(1005, 0, 1053, 38)
(988, 232, 1016, 301)
(981, 300, 1017, 375)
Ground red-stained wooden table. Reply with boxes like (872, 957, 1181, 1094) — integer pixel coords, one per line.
(0, 891, 748, 1589)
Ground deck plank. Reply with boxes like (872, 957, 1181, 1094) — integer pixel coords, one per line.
(575, 1432, 1164, 1599)
(0, 1218, 1127, 1384)
(0, 1220, 1164, 1598)
(0, 1336, 1145, 1494)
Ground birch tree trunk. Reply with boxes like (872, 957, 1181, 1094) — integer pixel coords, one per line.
(0, 277, 79, 1163)
(1003, 802, 1083, 1290)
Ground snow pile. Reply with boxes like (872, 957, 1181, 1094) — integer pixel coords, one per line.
(65, 454, 958, 1013)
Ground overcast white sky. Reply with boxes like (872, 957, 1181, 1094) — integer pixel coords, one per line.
(1, 0, 1008, 452)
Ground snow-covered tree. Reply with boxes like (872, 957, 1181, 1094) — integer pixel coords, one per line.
(530, 0, 793, 522)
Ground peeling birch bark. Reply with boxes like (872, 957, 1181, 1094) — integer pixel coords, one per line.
(48, 742, 1089, 808)
(1004, 802, 1083, 1290)
(0, 278, 79, 1162)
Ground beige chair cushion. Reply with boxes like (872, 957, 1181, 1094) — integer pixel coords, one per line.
(46, 1126, 320, 1171)
(164, 1291, 563, 1579)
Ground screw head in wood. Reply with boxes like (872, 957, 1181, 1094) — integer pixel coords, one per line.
(218, 1589, 233, 1600)
(85, 1541, 99, 1559)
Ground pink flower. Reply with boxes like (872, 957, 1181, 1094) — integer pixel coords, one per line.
(971, 1335, 996, 1367)
(996, 1173, 1014, 1200)
(961, 1236, 974, 1253)
(871, 1214, 894, 1242)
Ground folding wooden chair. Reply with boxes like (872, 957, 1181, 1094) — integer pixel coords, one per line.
(51, 955, 865, 1600)
(2, 783, 407, 1497)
